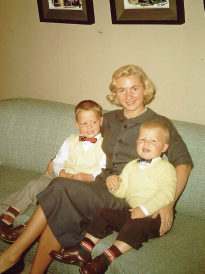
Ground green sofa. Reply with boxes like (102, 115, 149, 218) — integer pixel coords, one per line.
(0, 98, 204, 274)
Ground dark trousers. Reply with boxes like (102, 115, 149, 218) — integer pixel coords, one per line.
(87, 208, 161, 250)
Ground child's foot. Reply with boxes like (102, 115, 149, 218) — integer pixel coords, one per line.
(0, 224, 26, 243)
(79, 256, 108, 274)
(49, 246, 92, 267)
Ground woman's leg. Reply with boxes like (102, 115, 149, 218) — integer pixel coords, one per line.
(0, 205, 47, 273)
(30, 224, 61, 274)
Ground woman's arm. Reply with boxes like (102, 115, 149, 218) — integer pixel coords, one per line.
(152, 164, 191, 236)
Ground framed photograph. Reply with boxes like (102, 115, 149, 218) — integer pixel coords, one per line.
(109, 0, 185, 25)
(37, 0, 95, 24)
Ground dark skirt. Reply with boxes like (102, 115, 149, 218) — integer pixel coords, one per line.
(37, 177, 125, 247)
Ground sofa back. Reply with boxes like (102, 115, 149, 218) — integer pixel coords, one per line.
(167, 120, 205, 221)
(0, 98, 204, 220)
(0, 98, 78, 173)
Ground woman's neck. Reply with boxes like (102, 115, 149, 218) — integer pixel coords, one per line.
(124, 107, 147, 119)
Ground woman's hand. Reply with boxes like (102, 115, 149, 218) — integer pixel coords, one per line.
(152, 203, 174, 236)
(106, 175, 121, 190)
(129, 207, 146, 219)
(72, 173, 94, 182)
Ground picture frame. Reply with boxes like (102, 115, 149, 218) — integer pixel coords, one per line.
(37, 0, 95, 25)
(109, 0, 185, 25)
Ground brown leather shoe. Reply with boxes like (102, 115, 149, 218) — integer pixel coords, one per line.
(80, 256, 108, 274)
(49, 246, 92, 267)
(0, 224, 26, 243)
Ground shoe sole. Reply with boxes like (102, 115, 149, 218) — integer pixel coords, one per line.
(51, 255, 87, 267)
(0, 234, 15, 243)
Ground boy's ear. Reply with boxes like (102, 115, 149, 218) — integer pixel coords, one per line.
(74, 122, 80, 131)
(162, 143, 169, 153)
(100, 116, 103, 126)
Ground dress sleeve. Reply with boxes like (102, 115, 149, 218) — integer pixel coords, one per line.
(162, 118, 193, 168)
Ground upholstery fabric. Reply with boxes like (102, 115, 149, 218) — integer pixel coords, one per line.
(0, 98, 204, 274)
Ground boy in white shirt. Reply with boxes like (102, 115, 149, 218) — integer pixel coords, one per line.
(0, 100, 105, 242)
(50, 121, 177, 274)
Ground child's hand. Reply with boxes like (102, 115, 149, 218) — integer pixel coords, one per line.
(106, 175, 121, 190)
(45, 159, 54, 174)
(73, 173, 94, 182)
(129, 207, 146, 219)
(59, 170, 74, 178)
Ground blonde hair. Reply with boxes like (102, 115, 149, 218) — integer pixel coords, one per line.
(140, 121, 170, 143)
(75, 100, 102, 122)
(107, 65, 155, 106)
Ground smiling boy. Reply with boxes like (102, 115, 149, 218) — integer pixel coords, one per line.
(0, 100, 106, 243)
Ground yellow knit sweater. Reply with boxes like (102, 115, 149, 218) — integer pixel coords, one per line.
(109, 158, 177, 215)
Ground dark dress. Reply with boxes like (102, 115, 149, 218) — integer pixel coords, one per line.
(37, 108, 193, 247)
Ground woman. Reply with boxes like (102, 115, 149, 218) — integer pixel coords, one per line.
(0, 65, 193, 274)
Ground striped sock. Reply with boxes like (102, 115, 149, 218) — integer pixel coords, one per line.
(0, 207, 19, 227)
(101, 245, 122, 265)
(77, 237, 95, 255)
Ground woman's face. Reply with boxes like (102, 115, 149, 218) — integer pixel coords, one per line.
(116, 75, 147, 116)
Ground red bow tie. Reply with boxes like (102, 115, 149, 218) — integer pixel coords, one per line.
(79, 136, 97, 143)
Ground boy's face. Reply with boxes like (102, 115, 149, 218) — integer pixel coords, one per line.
(74, 110, 103, 138)
(136, 128, 169, 160)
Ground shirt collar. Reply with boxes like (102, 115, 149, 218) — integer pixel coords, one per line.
(95, 133, 101, 140)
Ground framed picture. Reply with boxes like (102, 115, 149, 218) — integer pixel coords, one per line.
(37, 0, 95, 24)
(109, 0, 185, 25)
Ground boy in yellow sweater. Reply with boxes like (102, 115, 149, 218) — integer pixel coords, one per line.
(50, 121, 177, 274)
(0, 100, 105, 242)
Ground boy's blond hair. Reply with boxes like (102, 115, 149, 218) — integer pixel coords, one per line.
(107, 65, 155, 106)
(140, 121, 170, 143)
(75, 100, 102, 122)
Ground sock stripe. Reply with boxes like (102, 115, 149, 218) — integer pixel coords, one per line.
(2, 216, 14, 223)
(103, 249, 116, 262)
(3, 212, 16, 219)
(2, 219, 12, 225)
(80, 241, 93, 253)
